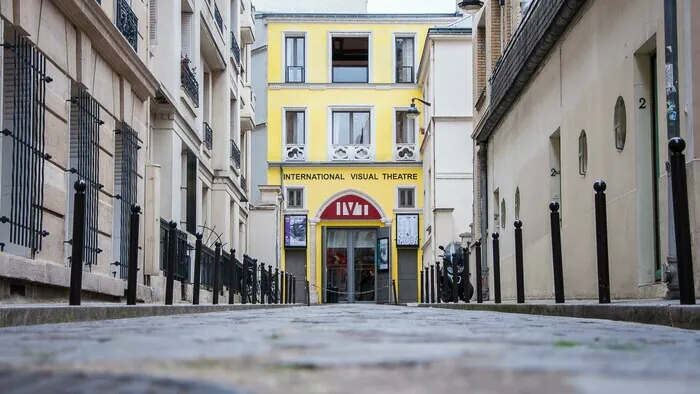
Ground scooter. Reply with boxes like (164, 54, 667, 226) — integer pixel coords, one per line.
(438, 242, 474, 302)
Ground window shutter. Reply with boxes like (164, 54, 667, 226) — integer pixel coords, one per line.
(181, 13, 192, 58)
(149, 0, 157, 43)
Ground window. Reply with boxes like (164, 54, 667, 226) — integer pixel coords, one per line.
(578, 130, 588, 176)
(500, 199, 506, 228)
(114, 121, 139, 279)
(331, 36, 369, 83)
(514, 187, 521, 220)
(332, 111, 370, 145)
(285, 36, 305, 83)
(285, 111, 305, 144)
(395, 36, 414, 83)
(614, 96, 627, 151)
(286, 187, 304, 209)
(395, 111, 415, 144)
(398, 187, 415, 208)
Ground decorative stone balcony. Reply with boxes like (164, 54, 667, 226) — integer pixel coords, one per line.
(240, 0, 255, 45)
(396, 143, 418, 161)
(115, 0, 138, 51)
(331, 145, 371, 161)
(240, 85, 255, 131)
(231, 139, 241, 169)
(284, 144, 306, 161)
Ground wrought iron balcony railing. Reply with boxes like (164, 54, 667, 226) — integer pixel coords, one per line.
(214, 3, 224, 33)
(203, 122, 213, 150)
(285, 66, 304, 83)
(231, 32, 241, 64)
(116, 0, 138, 51)
(395, 66, 414, 83)
(180, 58, 199, 107)
(240, 175, 247, 192)
(231, 139, 241, 169)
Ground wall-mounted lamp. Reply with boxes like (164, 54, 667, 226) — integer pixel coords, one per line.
(406, 98, 432, 120)
(457, 0, 484, 14)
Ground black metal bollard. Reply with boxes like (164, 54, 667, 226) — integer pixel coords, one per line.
(275, 268, 279, 304)
(293, 275, 297, 304)
(420, 269, 424, 303)
(260, 264, 266, 305)
(424, 267, 428, 303)
(242, 256, 249, 304)
(213, 242, 222, 305)
(436, 261, 442, 303)
(69, 180, 87, 306)
(451, 252, 458, 303)
(549, 202, 565, 303)
(593, 181, 611, 304)
(268, 265, 273, 304)
(126, 204, 141, 305)
(514, 220, 525, 304)
(252, 259, 258, 304)
(193, 233, 203, 305)
(281, 271, 286, 304)
(668, 138, 697, 304)
(430, 265, 435, 303)
(165, 220, 177, 305)
(392, 279, 398, 305)
(475, 240, 483, 303)
(229, 249, 236, 304)
(463, 246, 470, 303)
(492, 233, 501, 304)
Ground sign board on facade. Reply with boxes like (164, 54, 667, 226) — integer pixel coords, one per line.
(284, 215, 307, 248)
(320, 194, 382, 220)
(396, 214, 419, 247)
(284, 173, 418, 181)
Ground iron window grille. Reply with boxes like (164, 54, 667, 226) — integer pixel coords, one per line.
(0, 31, 52, 253)
(114, 121, 139, 279)
(231, 139, 241, 169)
(203, 122, 213, 150)
(395, 66, 414, 83)
(398, 188, 415, 208)
(116, 0, 138, 52)
(240, 175, 247, 192)
(214, 3, 224, 33)
(159, 218, 192, 283)
(180, 58, 199, 107)
(69, 88, 104, 266)
(231, 32, 241, 64)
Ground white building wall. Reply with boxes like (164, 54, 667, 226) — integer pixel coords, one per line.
(434, 40, 473, 117)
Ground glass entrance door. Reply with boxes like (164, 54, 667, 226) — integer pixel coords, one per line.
(325, 229, 376, 303)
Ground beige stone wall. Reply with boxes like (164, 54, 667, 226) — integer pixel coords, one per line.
(482, 0, 700, 300)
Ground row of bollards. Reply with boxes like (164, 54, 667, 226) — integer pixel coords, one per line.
(420, 137, 695, 306)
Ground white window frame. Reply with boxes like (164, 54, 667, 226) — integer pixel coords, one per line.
(392, 33, 418, 84)
(327, 105, 376, 161)
(284, 185, 306, 210)
(281, 31, 308, 83)
(396, 185, 418, 210)
(328, 31, 372, 84)
(282, 107, 309, 161)
(392, 106, 419, 161)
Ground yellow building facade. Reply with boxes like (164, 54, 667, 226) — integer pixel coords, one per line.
(263, 12, 461, 303)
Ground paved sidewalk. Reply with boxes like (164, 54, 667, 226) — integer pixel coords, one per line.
(0, 305, 699, 393)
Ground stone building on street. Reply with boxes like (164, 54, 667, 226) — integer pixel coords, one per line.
(0, 0, 256, 303)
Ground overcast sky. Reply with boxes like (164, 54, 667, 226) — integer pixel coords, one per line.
(367, 0, 457, 13)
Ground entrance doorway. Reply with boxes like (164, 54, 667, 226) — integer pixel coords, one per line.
(324, 228, 376, 303)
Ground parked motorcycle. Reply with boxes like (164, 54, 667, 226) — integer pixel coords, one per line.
(438, 242, 474, 302)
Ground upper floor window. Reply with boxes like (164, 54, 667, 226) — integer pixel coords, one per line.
(285, 36, 305, 83)
(286, 187, 304, 209)
(331, 36, 369, 83)
(395, 36, 414, 83)
(285, 110, 306, 161)
(331, 110, 371, 161)
(395, 110, 417, 161)
(398, 187, 416, 208)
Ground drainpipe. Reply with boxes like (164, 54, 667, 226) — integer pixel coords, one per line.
(682, 0, 694, 160)
(479, 142, 489, 299)
(663, 0, 680, 298)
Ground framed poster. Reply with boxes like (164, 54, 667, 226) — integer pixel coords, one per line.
(284, 215, 307, 248)
(396, 214, 419, 247)
(377, 237, 389, 271)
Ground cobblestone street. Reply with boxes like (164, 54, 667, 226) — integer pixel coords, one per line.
(1, 305, 699, 393)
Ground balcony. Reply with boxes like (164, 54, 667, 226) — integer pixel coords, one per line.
(115, 0, 138, 52)
(203, 122, 213, 150)
(240, 0, 255, 45)
(231, 139, 241, 169)
(284, 144, 306, 161)
(240, 175, 247, 193)
(214, 3, 224, 33)
(331, 145, 371, 161)
(395, 66, 415, 84)
(180, 58, 199, 107)
(230, 32, 241, 66)
(396, 143, 418, 161)
(240, 85, 255, 130)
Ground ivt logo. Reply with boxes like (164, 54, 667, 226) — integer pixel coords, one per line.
(335, 201, 370, 217)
